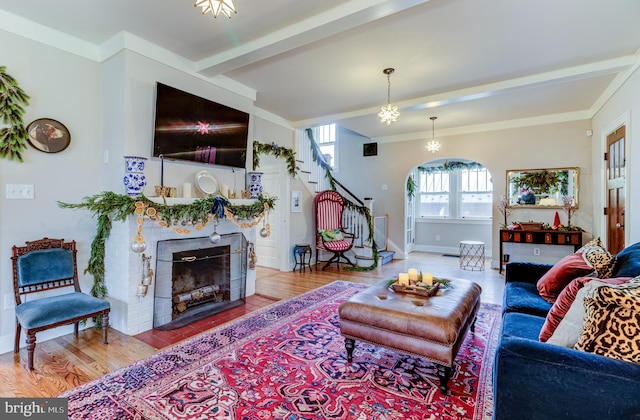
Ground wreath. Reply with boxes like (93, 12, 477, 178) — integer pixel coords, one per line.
(0, 66, 30, 161)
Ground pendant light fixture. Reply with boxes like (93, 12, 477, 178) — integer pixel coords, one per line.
(194, 0, 237, 19)
(378, 68, 400, 125)
(426, 116, 441, 153)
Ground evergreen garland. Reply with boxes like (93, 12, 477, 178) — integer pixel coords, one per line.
(253, 141, 299, 177)
(0, 66, 30, 161)
(59, 192, 277, 298)
(418, 160, 483, 174)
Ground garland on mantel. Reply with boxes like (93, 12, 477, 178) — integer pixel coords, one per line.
(59, 192, 277, 298)
(0, 66, 30, 161)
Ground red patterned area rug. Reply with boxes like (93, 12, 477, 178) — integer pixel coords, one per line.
(61, 281, 500, 419)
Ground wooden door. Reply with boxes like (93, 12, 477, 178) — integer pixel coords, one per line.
(606, 125, 626, 254)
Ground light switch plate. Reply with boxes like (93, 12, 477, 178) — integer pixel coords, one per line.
(6, 184, 34, 199)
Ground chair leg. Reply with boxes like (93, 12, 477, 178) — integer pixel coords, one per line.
(101, 312, 109, 345)
(26, 332, 36, 370)
(74, 322, 79, 337)
(14, 321, 21, 354)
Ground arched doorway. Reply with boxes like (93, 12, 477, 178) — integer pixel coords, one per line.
(405, 158, 493, 258)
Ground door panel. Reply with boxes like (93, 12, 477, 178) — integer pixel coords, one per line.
(606, 125, 625, 254)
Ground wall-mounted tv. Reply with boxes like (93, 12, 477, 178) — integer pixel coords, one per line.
(152, 82, 250, 169)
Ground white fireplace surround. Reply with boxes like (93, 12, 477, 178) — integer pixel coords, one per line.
(104, 207, 256, 335)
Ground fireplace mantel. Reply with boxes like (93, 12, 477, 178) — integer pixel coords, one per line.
(103, 214, 256, 335)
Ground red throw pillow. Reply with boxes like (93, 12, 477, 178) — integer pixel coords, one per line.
(536, 253, 596, 303)
(539, 276, 631, 342)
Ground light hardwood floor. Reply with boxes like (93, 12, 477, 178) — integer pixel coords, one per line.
(0, 251, 504, 398)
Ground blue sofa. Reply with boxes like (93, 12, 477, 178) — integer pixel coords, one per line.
(493, 243, 640, 420)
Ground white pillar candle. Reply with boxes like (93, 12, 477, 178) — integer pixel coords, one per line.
(183, 182, 192, 198)
(222, 185, 229, 197)
(398, 273, 410, 286)
(423, 272, 433, 286)
(408, 268, 418, 282)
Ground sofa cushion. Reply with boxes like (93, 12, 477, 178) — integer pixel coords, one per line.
(611, 242, 640, 277)
(575, 278, 640, 363)
(503, 281, 553, 317)
(581, 244, 616, 278)
(539, 276, 632, 342)
(547, 280, 611, 347)
(501, 311, 546, 341)
(536, 253, 596, 303)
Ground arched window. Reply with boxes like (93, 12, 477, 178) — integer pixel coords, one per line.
(417, 160, 493, 219)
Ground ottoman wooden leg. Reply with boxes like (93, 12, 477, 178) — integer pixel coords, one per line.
(344, 337, 355, 362)
(471, 315, 477, 332)
(437, 365, 452, 394)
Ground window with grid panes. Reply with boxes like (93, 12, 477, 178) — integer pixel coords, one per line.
(417, 164, 492, 219)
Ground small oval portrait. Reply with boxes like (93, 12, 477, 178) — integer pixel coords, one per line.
(27, 118, 70, 153)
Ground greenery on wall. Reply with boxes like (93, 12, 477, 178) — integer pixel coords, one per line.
(59, 192, 277, 298)
(253, 141, 299, 177)
(0, 66, 30, 161)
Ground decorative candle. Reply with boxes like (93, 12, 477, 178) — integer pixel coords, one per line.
(160, 154, 164, 186)
(398, 273, 410, 286)
(183, 182, 192, 198)
(423, 272, 433, 286)
(408, 268, 418, 282)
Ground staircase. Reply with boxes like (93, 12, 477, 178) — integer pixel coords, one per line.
(295, 130, 394, 267)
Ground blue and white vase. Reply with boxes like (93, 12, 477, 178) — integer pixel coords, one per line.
(123, 156, 147, 196)
(247, 171, 263, 199)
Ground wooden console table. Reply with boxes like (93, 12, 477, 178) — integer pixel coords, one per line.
(499, 229, 582, 274)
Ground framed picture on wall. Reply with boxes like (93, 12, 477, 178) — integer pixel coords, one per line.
(27, 118, 71, 153)
(291, 191, 302, 213)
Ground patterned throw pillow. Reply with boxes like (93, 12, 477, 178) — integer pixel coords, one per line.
(582, 245, 616, 278)
(539, 276, 631, 342)
(319, 229, 344, 242)
(575, 277, 640, 363)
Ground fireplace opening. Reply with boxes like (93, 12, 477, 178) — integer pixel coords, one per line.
(154, 233, 247, 330)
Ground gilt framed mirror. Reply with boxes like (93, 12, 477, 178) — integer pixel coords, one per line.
(506, 167, 579, 209)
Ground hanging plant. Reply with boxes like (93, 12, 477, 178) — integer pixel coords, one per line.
(407, 176, 417, 200)
(0, 66, 30, 161)
(253, 141, 299, 177)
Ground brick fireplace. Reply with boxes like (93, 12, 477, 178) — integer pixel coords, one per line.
(103, 210, 256, 335)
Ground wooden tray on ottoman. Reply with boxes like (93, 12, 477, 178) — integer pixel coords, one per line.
(389, 282, 440, 297)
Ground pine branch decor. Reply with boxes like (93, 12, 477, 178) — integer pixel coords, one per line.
(253, 141, 299, 177)
(0, 66, 30, 161)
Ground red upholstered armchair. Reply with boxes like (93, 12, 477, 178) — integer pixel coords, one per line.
(315, 190, 356, 270)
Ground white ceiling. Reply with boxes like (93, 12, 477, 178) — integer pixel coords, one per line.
(1, 0, 639, 141)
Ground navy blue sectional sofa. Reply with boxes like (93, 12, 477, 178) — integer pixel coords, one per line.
(493, 243, 640, 420)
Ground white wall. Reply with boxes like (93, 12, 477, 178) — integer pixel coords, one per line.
(591, 65, 640, 245)
(0, 29, 103, 348)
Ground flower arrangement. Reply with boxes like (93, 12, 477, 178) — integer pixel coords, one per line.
(497, 195, 512, 227)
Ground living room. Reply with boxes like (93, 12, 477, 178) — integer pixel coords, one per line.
(1, 1, 640, 417)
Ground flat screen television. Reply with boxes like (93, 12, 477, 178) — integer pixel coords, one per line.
(152, 82, 250, 169)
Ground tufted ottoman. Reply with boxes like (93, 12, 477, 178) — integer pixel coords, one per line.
(338, 278, 482, 393)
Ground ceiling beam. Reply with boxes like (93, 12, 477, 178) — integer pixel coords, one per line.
(293, 55, 637, 129)
(195, 0, 430, 76)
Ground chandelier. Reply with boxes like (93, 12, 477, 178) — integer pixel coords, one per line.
(194, 0, 237, 18)
(426, 116, 441, 153)
(378, 68, 399, 125)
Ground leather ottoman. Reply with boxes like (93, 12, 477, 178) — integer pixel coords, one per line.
(338, 278, 482, 393)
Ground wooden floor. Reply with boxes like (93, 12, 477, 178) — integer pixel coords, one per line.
(0, 251, 504, 398)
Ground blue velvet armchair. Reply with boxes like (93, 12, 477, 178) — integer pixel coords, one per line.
(12, 237, 110, 370)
